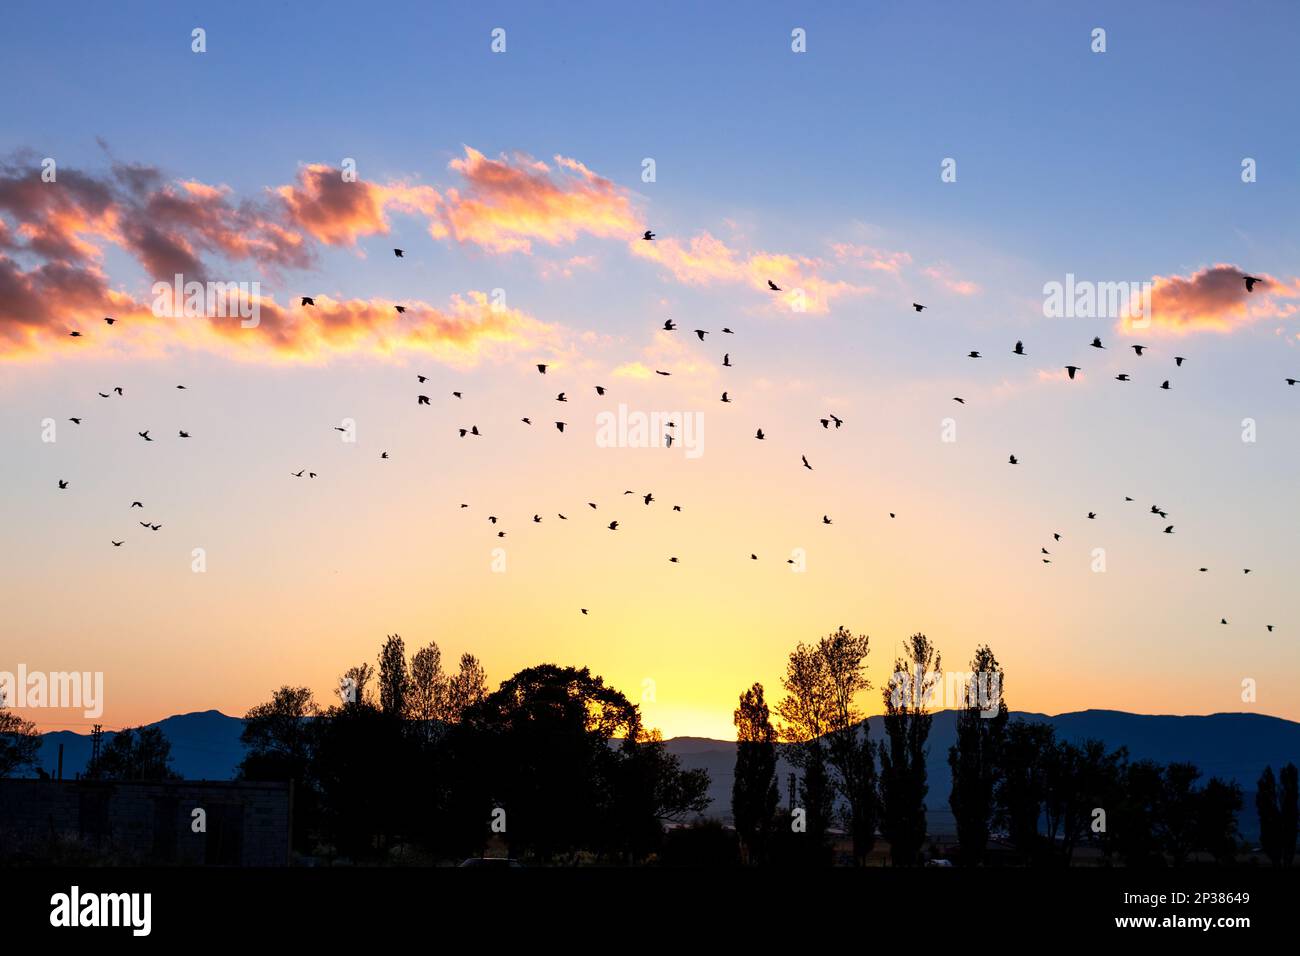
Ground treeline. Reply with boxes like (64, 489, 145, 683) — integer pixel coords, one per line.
(731, 627, 1300, 867)
(237, 635, 709, 863)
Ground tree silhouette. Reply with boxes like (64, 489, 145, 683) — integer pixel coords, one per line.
(732, 682, 779, 865)
(776, 640, 835, 863)
(86, 726, 178, 780)
(377, 633, 409, 718)
(948, 644, 1007, 866)
(238, 686, 320, 850)
(0, 704, 39, 778)
(408, 640, 447, 740)
(445, 653, 488, 720)
(819, 627, 878, 866)
(1257, 763, 1298, 866)
(878, 632, 941, 865)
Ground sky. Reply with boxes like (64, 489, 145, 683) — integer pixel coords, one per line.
(3, 0, 1299, 740)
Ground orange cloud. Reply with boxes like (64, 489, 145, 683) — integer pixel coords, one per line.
(428, 147, 640, 253)
(922, 264, 981, 296)
(1123, 264, 1300, 335)
(631, 231, 870, 315)
(275, 164, 440, 248)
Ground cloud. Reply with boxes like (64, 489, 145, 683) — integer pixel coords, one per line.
(428, 147, 640, 254)
(1124, 263, 1300, 335)
(275, 163, 440, 248)
(631, 231, 871, 315)
(922, 263, 981, 296)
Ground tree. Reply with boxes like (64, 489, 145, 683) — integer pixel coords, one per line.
(1257, 766, 1282, 865)
(996, 720, 1055, 864)
(1196, 777, 1242, 865)
(1158, 762, 1201, 866)
(0, 705, 40, 778)
(1281, 763, 1298, 867)
(238, 686, 320, 850)
(87, 726, 178, 780)
(341, 662, 374, 707)
(444, 653, 488, 721)
(458, 664, 707, 862)
(377, 633, 409, 719)
(409, 641, 447, 738)
(948, 645, 1007, 866)
(732, 683, 779, 865)
(819, 627, 878, 866)
(878, 632, 941, 865)
(776, 640, 835, 862)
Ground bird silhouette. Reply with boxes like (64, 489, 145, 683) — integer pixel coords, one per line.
(695, 330, 708, 341)
(912, 303, 926, 312)
(68, 330, 82, 337)
(1244, 275, 1261, 292)
(300, 296, 314, 307)
(768, 280, 781, 291)
(380, 452, 388, 459)
(178, 430, 190, 438)
(57, 479, 67, 489)
(802, 455, 812, 470)
(1164, 525, 1175, 533)
(131, 501, 143, 508)
(537, 364, 548, 374)
(755, 428, 765, 440)
(656, 370, 671, 376)
(822, 515, 832, 525)
(1174, 356, 1186, 367)
(521, 417, 532, 425)
(953, 397, 965, 404)
(595, 386, 606, 395)
(1115, 374, 1130, 382)
(1009, 455, 1019, 465)
(394, 248, 404, 258)
(721, 392, 731, 403)
(607, 521, 619, 530)
(643, 230, 655, 241)
(1090, 337, 1105, 349)
(1065, 366, 1080, 379)
(555, 421, 566, 432)
(643, 493, 654, 505)
(1132, 345, 1146, 356)
(418, 395, 430, 405)
(104, 317, 116, 325)
(1013, 340, 1025, 355)
(723, 354, 732, 367)
(138, 431, 152, 441)
(1160, 380, 1171, 390)
(968, 351, 981, 359)
(111, 541, 123, 547)
(663, 319, 676, 331)
(69, 417, 81, 424)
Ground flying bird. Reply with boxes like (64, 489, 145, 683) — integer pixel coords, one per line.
(1065, 366, 1080, 380)
(608, 521, 619, 530)
(418, 395, 430, 405)
(595, 386, 606, 395)
(178, 430, 190, 438)
(802, 455, 812, 470)
(68, 331, 82, 337)
(104, 317, 116, 325)
(755, 428, 765, 440)
(1009, 455, 1018, 465)
(380, 452, 388, 459)
(556, 392, 567, 402)
(394, 248, 404, 258)
(663, 319, 676, 331)
(953, 397, 965, 404)
(968, 351, 981, 359)
(1174, 356, 1186, 367)
(1115, 374, 1130, 382)
(131, 501, 143, 508)
(695, 330, 708, 341)
(394, 305, 406, 314)
(68, 417, 81, 424)
(822, 515, 832, 525)
(912, 303, 926, 312)
(57, 479, 67, 489)
(1159, 380, 1171, 390)
(521, 417, 532, 425)
(1132, 345, 1146, 356)
(655, 370, 671, 376)
(1013, 340, 1025, 355)
(300, 296, 314, 307)
(643, 493, 654, 505)
(723, 354, 732, 367)
(721, 392, 731, 403)
(643, 230, 655, 241)
(768, 280, 781, 291)
(555, 421, 566, 432)
(537, 364, 548, 374)
(1090, 337, 1105, 349)
(1164, 525, 1175, 534)
(1244, 275, 1261, 292)
(138, 431, 152, 441)
(111, 541, 123, 547)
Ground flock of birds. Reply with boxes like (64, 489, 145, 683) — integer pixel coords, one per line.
(56, 244, 1282, 631)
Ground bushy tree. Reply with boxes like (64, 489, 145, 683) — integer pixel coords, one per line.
(732, 683, 779, 864)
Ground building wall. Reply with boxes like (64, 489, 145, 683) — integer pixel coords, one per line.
(0, 779, 291, 866)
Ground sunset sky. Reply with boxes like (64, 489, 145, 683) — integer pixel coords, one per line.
(4, 1, 1300, 740)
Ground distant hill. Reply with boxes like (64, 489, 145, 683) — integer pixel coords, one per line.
(33, 708, 1299, 837)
